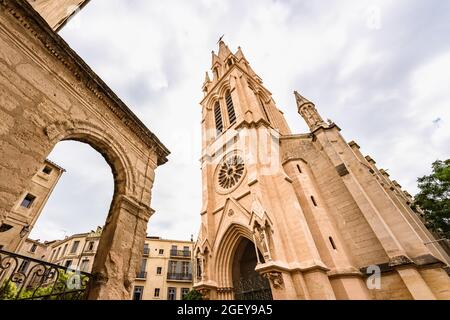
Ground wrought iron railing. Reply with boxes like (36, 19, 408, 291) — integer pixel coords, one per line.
(167, 272, 192, 281)
(0, 249, 92, 300)
(170, 250, 191, 258)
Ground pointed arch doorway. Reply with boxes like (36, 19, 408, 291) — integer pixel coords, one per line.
(232, 237, 272, 300)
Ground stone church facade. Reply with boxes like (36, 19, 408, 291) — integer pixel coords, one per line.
(193, 41, 450, 300)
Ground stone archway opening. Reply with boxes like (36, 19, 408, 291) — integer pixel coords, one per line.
(30, 141, 114, 242)
(231, 237, 272, 300)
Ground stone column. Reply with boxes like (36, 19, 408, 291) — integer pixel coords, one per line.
(88, 194, 153, 300)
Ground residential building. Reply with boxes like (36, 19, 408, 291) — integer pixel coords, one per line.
(48, 226, 102, 272)
(0, 160, 64, 253)
(132, 237, 194, 300)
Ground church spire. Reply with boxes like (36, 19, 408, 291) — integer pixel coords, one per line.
(294, 91, 327, 132)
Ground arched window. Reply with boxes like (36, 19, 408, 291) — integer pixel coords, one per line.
(225, 91, 236, 125)
(214, 101, 223, 136)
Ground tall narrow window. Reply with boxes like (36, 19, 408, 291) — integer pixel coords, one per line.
(133, 286, 144, 301)
(311, 196, 318, 207)
(297, 165, 302, 174)
(225, 91, 236, 125)
(214, 102, 223, 136)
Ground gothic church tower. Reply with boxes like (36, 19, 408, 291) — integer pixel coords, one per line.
(194, 41, 450, 300)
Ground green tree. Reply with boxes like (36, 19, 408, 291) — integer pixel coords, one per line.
(413, 159, 450, 238)
(182, 289, 203, 300)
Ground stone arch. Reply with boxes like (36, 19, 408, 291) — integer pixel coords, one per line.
(214, 223, 258, 289)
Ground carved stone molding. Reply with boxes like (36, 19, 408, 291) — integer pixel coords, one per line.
(263, 272, 284, 289)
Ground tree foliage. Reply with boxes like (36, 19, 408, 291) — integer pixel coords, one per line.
(0, 270, 82, 300)
(413, 159, 450, 238)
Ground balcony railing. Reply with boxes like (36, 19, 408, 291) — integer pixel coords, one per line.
(167, 272, 192, 281)
(0, 249, 92, 300)
(169, 250, 191, 258)
(135, 271, 147, 279)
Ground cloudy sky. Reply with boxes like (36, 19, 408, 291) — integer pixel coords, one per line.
(30, 0, 450, 242)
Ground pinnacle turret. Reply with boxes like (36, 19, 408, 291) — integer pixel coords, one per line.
(294, 91, 327, 131)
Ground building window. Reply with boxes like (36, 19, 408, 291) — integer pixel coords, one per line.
(87, 241, 95, 252)
(182, 261, 190, 276)
(42, 166, 53, 175)
(225, 91, 236, 125)
(156, 267, 162, 275)
(20, 194, 36, 209)
(64, 260, 72, 268)
(297, 164, 302, 174)
(143, 243, 150, 255)
(214, 101, 223, 136)
(62, 244, 68, 257)
(168, 287, 176, 301)
(213, 67, 219, 79)
(329, 237, 337, 250)
(311, 196, 318, 207)
(154, 288, 160, 298)
(80, 259, 90, 272)
(55, 247, 61, 261)
(18, 260, 30, 273)
(133, 286, 144, 301)
(50, 250, 56, 261)
(70, 241, 80, 254)
(196, 258, 202, 279)
(159, 249, 164, 255)
(30, 243, 37, 253)
(182, 288, 190, 299)
(169, 260, 177, 274)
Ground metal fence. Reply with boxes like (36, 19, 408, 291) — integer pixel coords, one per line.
(0, 249, 92, 300)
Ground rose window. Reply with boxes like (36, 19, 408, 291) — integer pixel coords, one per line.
(218, 155, 245, 190)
